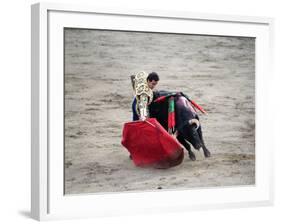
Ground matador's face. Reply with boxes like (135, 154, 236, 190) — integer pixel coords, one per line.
(147, 80, 158, 90)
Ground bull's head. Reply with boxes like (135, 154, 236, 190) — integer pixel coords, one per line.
(184, 118, 202, 150)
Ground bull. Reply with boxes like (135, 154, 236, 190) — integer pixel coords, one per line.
(149, 90, 211, 161)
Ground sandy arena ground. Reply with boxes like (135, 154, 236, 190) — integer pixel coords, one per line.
(64, 28, 255, 195)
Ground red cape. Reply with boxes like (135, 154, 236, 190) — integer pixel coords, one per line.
(121, 118, 184, 169)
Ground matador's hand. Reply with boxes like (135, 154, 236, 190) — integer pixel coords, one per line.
(140, 116, 146, 121)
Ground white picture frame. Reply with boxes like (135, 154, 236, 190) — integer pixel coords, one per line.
(31, 2, 274, 221)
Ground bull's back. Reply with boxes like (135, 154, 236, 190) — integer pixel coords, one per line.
(175, 96, 197, 130)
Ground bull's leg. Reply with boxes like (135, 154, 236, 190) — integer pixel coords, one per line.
(197, 126, 211, 158)
(177, 134, 196, 161)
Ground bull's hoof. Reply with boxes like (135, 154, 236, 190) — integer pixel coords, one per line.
(189, 152, 196, 161)
(204, 150, 211, 158)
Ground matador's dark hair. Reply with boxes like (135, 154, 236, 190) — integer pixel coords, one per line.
(147, 72, 159, 82)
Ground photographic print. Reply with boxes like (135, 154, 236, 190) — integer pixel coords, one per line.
(64, 28, 255, 195)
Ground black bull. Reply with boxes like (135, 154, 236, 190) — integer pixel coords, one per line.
(149, 91, 211, 161)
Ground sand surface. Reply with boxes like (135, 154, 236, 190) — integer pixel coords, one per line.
(64, 29, 255, 195)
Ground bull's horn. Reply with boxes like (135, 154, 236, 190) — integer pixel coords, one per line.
(189, 119, 200, 130)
